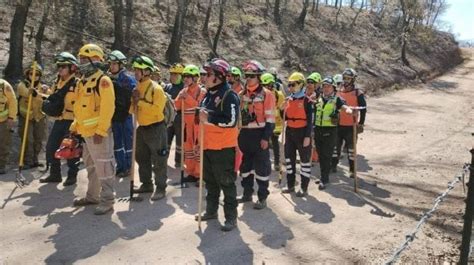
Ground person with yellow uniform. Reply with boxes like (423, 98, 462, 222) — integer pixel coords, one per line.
(0, 79, 17, 174)
(40, 52, 80, 185)
(130, 56, 168, 201)
(175, 64, 206, 183)
(17, 63, 48, 169)
(70, 44, 116, 215)
(260, 73, 284, 171)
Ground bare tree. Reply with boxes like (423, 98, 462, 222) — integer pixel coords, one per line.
(350, 0, 365, 28)
(35, 0, 52, 65)
(124, 0, 134, 49)
(111, 0, 124, 51)
(211, 0, 226, 57)
(202, 0, 212, 34)
(399, 0, 423, 66)
(274, 0, 282, 25)
(296, 0, 310, 30)
(4, 0, 33, 84)
(335, 0, 343, 26)
(165, 0, 190, 63)
(66, 0, 89, 52)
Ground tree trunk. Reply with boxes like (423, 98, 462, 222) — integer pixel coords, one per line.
(350, 0, 364, 28)
(165, 0, 189, 63)
(335, 0, 343, 26)
(4, 0, 33, 84)
(112, 0, 124, 51)
(201, 0, 212, 35)
(274, 0, 281, 25)
(66, 0, 89, 52)
(350, 0, 355, 8)
(296, 0, 310, 30)
(124, 0, 133, 50)
(35, 0, 52, 65)
(264, 0, 270, 17)
(211, 0, 226, 57)
(334, 0, 338, 8)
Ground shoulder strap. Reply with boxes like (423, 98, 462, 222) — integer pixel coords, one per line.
(220, 88, 235, 112)
(93, 75, 106, 96)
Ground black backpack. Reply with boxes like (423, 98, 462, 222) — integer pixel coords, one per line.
(42, 78, 76, 117)
(94, 75, 132, 123)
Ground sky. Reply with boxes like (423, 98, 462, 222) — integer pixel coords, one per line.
(442, 0, 474, 40)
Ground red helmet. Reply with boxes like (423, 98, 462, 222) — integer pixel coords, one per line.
(55, 135, 82, 160)
(207, 58, 230, 76)
(242, 60, 266, 74)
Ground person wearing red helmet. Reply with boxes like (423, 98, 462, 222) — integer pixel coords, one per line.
(237, 60, 276, 210)
(197, 58, 240, 231)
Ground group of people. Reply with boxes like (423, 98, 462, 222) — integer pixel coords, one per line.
(0, 43, 366, 232)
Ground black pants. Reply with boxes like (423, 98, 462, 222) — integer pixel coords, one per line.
(332, 126, 355, 172)
(45, 119, 80, 178)
(167, 113, 182, 165)
(270, 133, 281, 168)
(314, 126, 337, 184)
(285, 127, 312, 191)
(238, 128, 271, 201)
(204, 147, 238, 221)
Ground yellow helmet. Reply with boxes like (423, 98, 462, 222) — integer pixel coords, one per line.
(153, 66, 161, 74)
(169, 63, 184, 74)
(78, 44, 104, 61)
(288, 72, 305, 83)
(24, 62, 43, 76)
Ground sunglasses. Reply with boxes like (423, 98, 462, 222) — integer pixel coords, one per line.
(245, 74, 257, 79)
(288, 82, 299, 87)
(343, 76, 353, 82)
(57, 64, 70, 69)
(307, 80, 316, 84)
(182, 74, 195, 78)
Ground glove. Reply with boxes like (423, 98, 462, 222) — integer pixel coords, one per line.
(29, 88, 38, 97)
(357, 124, 364, 134)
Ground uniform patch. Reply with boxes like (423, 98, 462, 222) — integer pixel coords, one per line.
(100, 79, 111, 88)
(214, 96, 222, 106)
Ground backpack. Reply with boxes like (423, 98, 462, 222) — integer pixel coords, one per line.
(94, 75, 132, 123)
(42, 78, 76, 117)
(136, 81, 176, 127)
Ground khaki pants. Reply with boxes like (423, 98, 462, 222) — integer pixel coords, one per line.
(18, 116, 46, 165)
(83, 133, 116, 206)
(0, 121, 12, 169)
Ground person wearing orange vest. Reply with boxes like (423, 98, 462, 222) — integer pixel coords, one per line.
(0, 79, 17, 175)
(175, 64, 206, 183)
(281, 72, 314, 197)
(17, 63, 48, 169)
(227, 66, 244, 94)
(70, 44, 116, 215)
(237, 60, 276, 210)
(197, 58, 240, 231)
(40, 52, 80, 185)
(314, 77, 353, 190)
(331, 68, 367, 177)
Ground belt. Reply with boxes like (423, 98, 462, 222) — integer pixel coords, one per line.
(140, 121, 164, 129)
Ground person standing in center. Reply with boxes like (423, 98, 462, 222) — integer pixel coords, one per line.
(237, 60, 275, 210)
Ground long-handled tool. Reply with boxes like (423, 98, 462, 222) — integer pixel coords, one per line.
(350, 106, 366, 193)
(279, 105, 287, 186)
(180, 99, 188, 188)
(197, 119, 204, 230)
(119, 105, 143, 202)
(16, 61, 38, 188)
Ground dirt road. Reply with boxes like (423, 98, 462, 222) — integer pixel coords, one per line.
(1, 50, 473, 264)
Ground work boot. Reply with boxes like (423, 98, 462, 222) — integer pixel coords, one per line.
(331, 166, 338, 173)
(221, 219, 237, 232)
(195, 212, 218, 221)
(115, 171, 126, 178)
(0, 168, 6, 175)
(318, 183, 326, 190)
(151, 190, 166, 201)
(237, 194, 253, 203)
(274, 164, 281, 171)
(182, 175, 198, 183)
(253, 199, 267, 210)
(73, 198, 99, 207)
(94, 204, 113, 215)
(349, 171, 355, 178)
(39, 175, 62, 183)
(31, 162, 44, 168)
(133, 183, 154, 193)
(282, 187, 295, 194)
(296, 190, 308, 197)
(63, 176, 77, 186)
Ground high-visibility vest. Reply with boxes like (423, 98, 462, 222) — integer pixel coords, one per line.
(286, 97, 307, 128)
(314, 96, 337, 127)
(338, 89, 359, 126)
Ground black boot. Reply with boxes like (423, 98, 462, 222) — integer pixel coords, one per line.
(63, 175, 77, 186)
(133, 183, 154, 193)
(40, 175, 62, 183)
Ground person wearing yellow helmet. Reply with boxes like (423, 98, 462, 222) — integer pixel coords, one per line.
(40, 52, 80, 185)
(17, 62, 48, 169)
(130, 55, 169, 200)
(227, 66, 243, 94)
(106, 50, 137, 179)
(306, 72, 322, 101)
(175, 64, 207, 184)
(164, 63, 185, 168)
(0, 79, 17, 174)
(238, 60, 276, 210)
(314, 76, 353, 190)
(331, 68, 367, 178)
(70, 43, 116, 215)
(260, 73, 284, 171)
(281, 72, 314, 197)
(151, 65, 166, 87)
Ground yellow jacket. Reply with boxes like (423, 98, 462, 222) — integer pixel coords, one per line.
(131, 78, 166, 126)
(0, 79, 18, 123)
(70, 71, 115, 137)
(49, 75, 77, 121)
(18, 80, 47, 121)
(273, 89, 285, 134)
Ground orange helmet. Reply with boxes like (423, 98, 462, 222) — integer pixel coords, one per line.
(55, 135, 82, 160)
